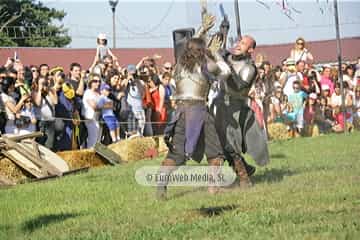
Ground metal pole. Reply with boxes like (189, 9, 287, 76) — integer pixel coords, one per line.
(234, 0, 242, 39)
(334, 0, 347, 133)
(112, 7, 116, 49)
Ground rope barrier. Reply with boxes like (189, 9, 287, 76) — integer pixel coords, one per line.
(0, 108, 170, 125)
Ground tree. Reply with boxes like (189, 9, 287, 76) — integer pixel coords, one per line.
(0, 0, 71, 47)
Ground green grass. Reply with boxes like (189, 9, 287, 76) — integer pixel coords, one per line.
(1, 132, 360, 240)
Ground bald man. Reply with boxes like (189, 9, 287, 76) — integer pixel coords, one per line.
(210, 35, 270, 187)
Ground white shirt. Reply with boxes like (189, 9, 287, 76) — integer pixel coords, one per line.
(36, 95, 55, 121)
(1, 93, 16, 120)
(282, 72, 303, 97)
(293, 49, 310, 62)
(82, 89, 100, 120)
(331, 93, 342, 107)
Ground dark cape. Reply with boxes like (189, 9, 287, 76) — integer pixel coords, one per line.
(210, 95, 269, 166)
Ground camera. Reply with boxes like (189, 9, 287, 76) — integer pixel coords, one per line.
(15, 116, 31, 128)
(129, 79, 136, 86)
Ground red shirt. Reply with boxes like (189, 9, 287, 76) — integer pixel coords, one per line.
(334, 112, 351, 130)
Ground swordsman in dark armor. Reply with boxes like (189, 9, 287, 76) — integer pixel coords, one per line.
(210, 35, 270, 187)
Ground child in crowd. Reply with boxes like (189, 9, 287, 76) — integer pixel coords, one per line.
(287, 81, 307, 136)
(332, 106, 351, 133)
(96, 33, 115, 60)
(98, 83, 120, 143)
(316, 96, 334, 134)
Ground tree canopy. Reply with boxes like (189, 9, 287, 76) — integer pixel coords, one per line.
(0, 0, 71, 47)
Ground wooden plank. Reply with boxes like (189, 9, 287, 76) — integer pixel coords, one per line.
(1, 137, 60, 178)
(0, 132, 43, 142)
(21, 140, 69, 172)
(94, 142, 122, 165)
(2, 137, 56, 176)
(31, 139, 42, 162)
(20, 142, 62, 176)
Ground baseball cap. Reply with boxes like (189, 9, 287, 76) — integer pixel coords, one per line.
(285, 58, 296, 66)
(322, 85, 330, 91)
(49, 66, 64, 75)
(163, 62, 172, 68)
(322, 64, 332, 69)
(98, 33, 107, 40)
(127, 64, 137, 74)
(100, 83, 111, 91)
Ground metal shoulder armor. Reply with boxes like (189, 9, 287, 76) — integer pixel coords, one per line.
(227, 57, 257, 91)
(238, 61, 257, 86)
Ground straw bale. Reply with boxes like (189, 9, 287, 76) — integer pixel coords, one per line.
(155, 136, 169, 154)
(57, 149, 106, 170)
(0, 157, 28, 183)
(267, 123, 291, 141)
(354, 117, 360, 130)
(109, 137, 157, 162)
(304, 124, 320, 137)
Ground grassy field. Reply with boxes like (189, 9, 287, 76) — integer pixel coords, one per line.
(1, 132, 360, 240)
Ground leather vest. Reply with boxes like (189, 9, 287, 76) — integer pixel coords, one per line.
(172, 65, 210, 102)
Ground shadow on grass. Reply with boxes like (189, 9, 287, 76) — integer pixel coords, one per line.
(197, 204, 239, 217)
(168, 187, 205, 200)
(0, 224, 11, 232)
(270, 153, 287, 159)
(252, 168, 296, 184)
(22, 212, 83, 233)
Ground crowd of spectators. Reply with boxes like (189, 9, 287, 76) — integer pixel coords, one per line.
(251, 37, 360, 138)
(0, 35, 359, 152)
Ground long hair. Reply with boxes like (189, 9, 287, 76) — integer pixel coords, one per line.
(178, 38, 206, 72)
(1, 77, 15, 95)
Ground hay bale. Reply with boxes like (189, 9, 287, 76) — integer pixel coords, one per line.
(267, 123, 291, 141)
(157, 136, 169, 154)
(0, 157, 28, 183)
(312, 125, 320, 137)
(353, 117, 360, 130)
(152, 135, 169, 154)
(304, 124, 320, 137)
(108, 136, 157, 162)
(57, 149, 106, 170)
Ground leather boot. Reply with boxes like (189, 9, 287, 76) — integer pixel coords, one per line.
(233, 158, 252, 188)
(241, 157, 256, 177)
(207, 157, 223, 194)
(156, 158, 177, 200)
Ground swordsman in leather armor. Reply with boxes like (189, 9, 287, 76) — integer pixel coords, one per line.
(156, 32, 230, 200)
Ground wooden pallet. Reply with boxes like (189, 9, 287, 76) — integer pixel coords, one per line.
(0, 132, 69, 181)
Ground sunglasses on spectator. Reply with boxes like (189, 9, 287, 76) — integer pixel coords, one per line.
(92, 79, 100, 83)
(164, 67, 172, 70)
(31, 69, 38, 72)
(297, 42, 304, 45)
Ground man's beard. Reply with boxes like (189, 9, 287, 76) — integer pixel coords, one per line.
(231, 52, 250, 61)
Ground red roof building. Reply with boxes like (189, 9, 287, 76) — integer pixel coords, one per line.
(1, 37, 359, 71)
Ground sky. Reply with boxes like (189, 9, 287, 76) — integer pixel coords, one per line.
(42, 0, 360, 48)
